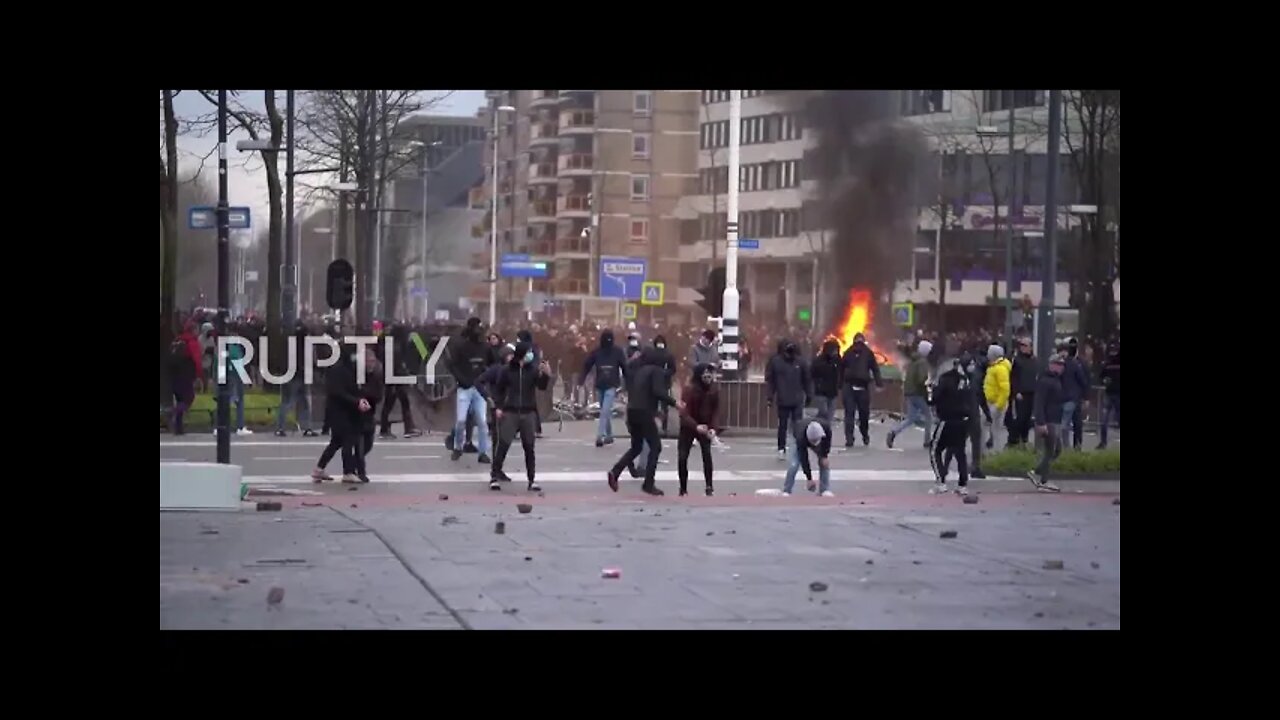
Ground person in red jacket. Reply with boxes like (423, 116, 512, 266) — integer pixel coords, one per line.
(168, 321, 203, 435)
(677, 362, 721, 497)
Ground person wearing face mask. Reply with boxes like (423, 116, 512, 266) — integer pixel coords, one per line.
(515, 329, 545, 437)
(677, 363, 721, 497)
(447, 318, 492, 464)
(886, 339, 934, 449)
(929, 354, 976, 495)
(1027, 354, 1066, 492)
(606, 347, 685, 496)
(650, 334, 676, 434)
(580, 329, 628, 447)
(810, 339, 843, 426)
(489, 342, 551, 492)
(320, 344, 376, 484)
(1058, 337, 1091, 451)
(765, 340, 813, 460)
(839, 332, 883, 448)
(689, 329, 720, 369)
(1009, 337, 1038, 447)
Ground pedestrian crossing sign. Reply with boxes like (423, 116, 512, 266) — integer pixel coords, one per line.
(622, 303, 637, 320)
(641, 281, 664, 306)
(892, 303, 914, 327)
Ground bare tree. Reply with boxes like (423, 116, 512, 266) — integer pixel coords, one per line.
(159, 90, 181, 403)
(1061, 90, 1120, 339)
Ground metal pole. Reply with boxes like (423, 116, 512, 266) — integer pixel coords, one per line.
(1003, 101, 1016, 342)
(1037, 90, 1063, 367)
(215, 90, 231, 465)
(488, 102, 500, 326)
(421, 149, 430, 321)
(526, 277, 534, 322)
(720, 90, 742, 379)
(374, 208, 383, 320)
(284, 89, 297, 325)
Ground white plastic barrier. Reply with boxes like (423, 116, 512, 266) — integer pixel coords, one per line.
(160, 462, 243, 511)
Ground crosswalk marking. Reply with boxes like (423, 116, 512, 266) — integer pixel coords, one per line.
(242, 470, 1019, 485)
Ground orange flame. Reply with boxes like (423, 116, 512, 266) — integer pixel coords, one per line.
(826, 288, 894, 366)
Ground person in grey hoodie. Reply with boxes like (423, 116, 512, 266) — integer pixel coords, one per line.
(765, 339, 813, 460)
(1059, 337, 1091, 450)
(689, 329, 720, 369)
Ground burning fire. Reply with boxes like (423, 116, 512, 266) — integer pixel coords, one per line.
(826, 288, 894, 366)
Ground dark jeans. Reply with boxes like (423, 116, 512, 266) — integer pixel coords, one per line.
(493, 410, 538, 482)
(171, 377, 195, 435)
(932, 419, 970, 487)
(1100, 394, 1120, 446)
(1012, 392, 1035, 445)
(776, 405, 803, 451)
(342, 429, 374, 475)
(612, 409, 663, 487)
(841, 385, 871, 443)
(380, 384, 414, 434)
(967, 412, 983, 471)
(1036, 424, 1062, 479)
(677, 428, 714, 494)
(318, 433, 343, 469)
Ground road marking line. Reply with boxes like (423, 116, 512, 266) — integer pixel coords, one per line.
(382, 455, 441, 460)
(242, 469, 1011, 485)
(258, 456, 320, 461)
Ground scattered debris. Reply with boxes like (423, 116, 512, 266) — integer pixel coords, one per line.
(438, 494, 449, 501)
(348, 598, 359, 604)
(1043, 560, 1065, 571)
(939, 530, 958, 539)
(350, 504, 358, 509)
(266, 586, 285, 608)
(821, 600, 830, 605)
(237, 578, 249, 584)
(517, 503, 533, 514)
(809, 581, 829, 592)
(601, 568, 621, 579)
(1034, 612, 1044, 618)
(732, 573, 740, 579)
(705, 531, 714, 537)
(912, 560, 922, 565)
(494, 521, 506, 535)
(348, 486, 359, 492)
(524, 556, 532, 562)
(503, 607, 520, 615)
(1090, 561, 1100, 570)
(256, 501, 282, 512)
(301, 502, 323, 507)
(200, 529, 219, 535)
(865, 559, 874, 565)
(728, 492, 737, 497)
(441, 516, 460, 526)
(726, 530, 736, 535)
(962, 495, 980, 505)
(273, 518, 283, 523)
(1112, 498, 1121, 506)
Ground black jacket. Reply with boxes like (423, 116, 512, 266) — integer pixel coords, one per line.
(625, 348, 679, 413)
(493, 355, 550, 412)
(448, 329, 489, 389)
(810, 343, 842, 399)
(1101, 350, 1120, 396)
(840, 343, 882, 387)
(1011, 353, 1039, 395)
(1033, 371, 1065, 425)
(931, 365, 975, 423)
(325, 352, 383, 434)
(766, 352, 812, 408)
(582, 330, 627, 390)
(1060, 354, 1091, 402)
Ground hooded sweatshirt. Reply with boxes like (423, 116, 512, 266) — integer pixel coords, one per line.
(169, 327, 203, 383)
(679, 363, 720, 432)
(651, 335, 676, 385)
(810, 340, 843, 399)
(984, 346, 1012, 411)
(1059, 346, 1091, 403)
(841, 340, 882, 387)
(689, 332, 719, 367)
(493, 341, 550, 412)
(765, 341, 812, 408)
(581, 330, 628, 390)
(448, 322, 489, 389)
(625, 347, 680, 413)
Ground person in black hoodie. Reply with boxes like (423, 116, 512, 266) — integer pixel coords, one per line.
(378, 323, 421, 440)
(1028, 354, 1065, 492)
(515, 329, 545, 437)
(324, 344, 381, 483)
(651, 334, 677, 435)
(447, 317, 492, 464)
(839, 333, 882, 447)
(929, 356, 976, 496)
(580, 329, 628, 447)
(489, 342, 551, 492)
(810, 339, 842, 427)
(606, 347, 684, 496)
(677, 363, 720, 497)
(1009, 337, 1038, 446)
(765, 339, 813, 460)
(1097, 342, 1120, 449)
(1058, 337, 1091, 451)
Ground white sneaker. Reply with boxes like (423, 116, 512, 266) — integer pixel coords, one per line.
(930, 483, 949, 495)
(237, 428, 254, 436)
(956, 486, 970, 496)
(777, 449, 787, 461)
(781, 491, 792, 497)
(821, 490, 836, 498)
(1039, 481, 1061, 493)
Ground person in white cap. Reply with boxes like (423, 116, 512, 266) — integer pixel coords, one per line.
(886, 339, 934, 449)
(782, 413, 835, 497)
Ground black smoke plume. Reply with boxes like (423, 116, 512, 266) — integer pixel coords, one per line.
(794, 91, 930, 335)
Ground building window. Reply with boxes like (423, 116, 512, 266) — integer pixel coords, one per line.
(634, 91, 652, 116)
(779, 209, 799, 237)
(984, 90, 1046, 112)
(701, 90, 731, 105)
(779, 160, 798, 188)
(631, 175, 650, 201)
(742, 90, 767, 99)
(632, 133, 651, 159)
(779, 113, 801, 141)
(630, 218, 649, 243)
(700, 120, 729, 149)
(902, 90, 951, 116)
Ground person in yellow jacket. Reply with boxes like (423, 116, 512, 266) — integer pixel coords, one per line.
(983, 344, 1012, 451)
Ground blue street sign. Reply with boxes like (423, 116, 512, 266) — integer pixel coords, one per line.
(189, 206, 251, 230)
(499, 253, 548, 278)
(598, 256, 647, 299)
(738, 238, 759, 250)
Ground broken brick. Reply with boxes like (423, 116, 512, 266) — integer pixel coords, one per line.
(939, 530, 958, 539)
(1090, 562, 1100, 570)
(348, 486, 359, 492)
(865, 559, 874, 565)
(962, 495, 979, 505)
(517, 503, 533, 514)
(1043, 560, 1065, 570)
(494, 521, 506, 535)
(256, 501, 282, 512)
(438, 494, 449, 501)
(705, 531, 714, 536)
(809, 581, 829, 592)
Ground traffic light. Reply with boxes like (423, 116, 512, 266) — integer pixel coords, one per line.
(326, 259, 355, 310)
(696, 266, 726, 317)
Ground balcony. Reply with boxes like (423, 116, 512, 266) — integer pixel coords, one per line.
(529, 233, 555, 256)
(530, 91, 560, 108)
(551, 278, 590, 296)
(559, 110, 595, 134)
(556, 194, 592, 218)
(555, 234, 591, 256)
(528, 162, 558, 185)
(530, 122, 559, 146)
(558, 153, 594, 177)
(528, 200, 557, 224)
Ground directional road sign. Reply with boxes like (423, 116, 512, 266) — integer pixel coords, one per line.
(641, 281, 664, 306)
(189, 206, 251, 230)
(599, 256, 647, 300)
(737, 238, 759, 250)
(499, 254, 549, 279)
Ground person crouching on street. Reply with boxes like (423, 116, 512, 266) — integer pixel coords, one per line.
(489, 342, 551, 492)
(1028, 354, 1066, 492)
(606, 347, 684, 496)
(929, 356, 976, 496)
(783, 415, 834, 497)
(677, 363, 720, 497)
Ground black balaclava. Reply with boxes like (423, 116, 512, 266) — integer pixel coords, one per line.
(783, 341, 798, 361)
(1067, 337, 1079, 357)
(693, 362, 714, 389)
(822, 339, 840, 359)
(600, 329, 615, 349)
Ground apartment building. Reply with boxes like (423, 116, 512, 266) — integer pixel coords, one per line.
(474, 90, 699, 325)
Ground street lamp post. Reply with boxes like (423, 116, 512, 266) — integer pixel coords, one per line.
(215, 90, 231, 465)
(408, 139, 443, 321)
(488, 102, 516, 326)
(720, 90, 742, 379)
(1037, 90, 1063, 369)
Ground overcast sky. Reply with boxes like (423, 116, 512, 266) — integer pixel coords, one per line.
(169, 90, 486, 234)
